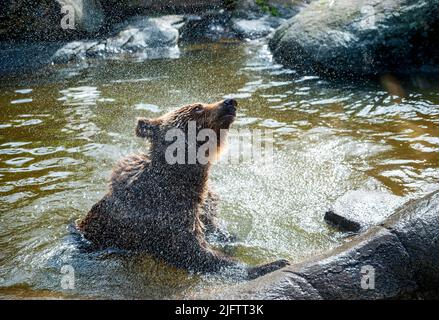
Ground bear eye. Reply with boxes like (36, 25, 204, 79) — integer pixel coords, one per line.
(194, 105, 204, 114)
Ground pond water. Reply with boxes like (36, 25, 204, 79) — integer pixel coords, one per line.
(0, 40, 438, 299)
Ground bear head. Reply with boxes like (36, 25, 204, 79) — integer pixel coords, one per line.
(136, 99, 238, 165)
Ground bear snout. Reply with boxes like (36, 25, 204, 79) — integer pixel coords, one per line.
(220, 99, 237, 117)
(223, 98, 237, 108)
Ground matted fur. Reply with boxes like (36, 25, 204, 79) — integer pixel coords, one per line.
(78, 100, 288, 277)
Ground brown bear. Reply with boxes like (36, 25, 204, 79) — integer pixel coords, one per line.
(77, 99, 288, 279)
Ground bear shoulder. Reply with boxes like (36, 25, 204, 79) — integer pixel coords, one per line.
(109, 153, 150, 192)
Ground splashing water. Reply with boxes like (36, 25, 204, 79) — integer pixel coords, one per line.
(0, 40, 438, 298)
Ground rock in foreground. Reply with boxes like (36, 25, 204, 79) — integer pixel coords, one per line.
(269, 0, 439, 77)
(211, 190, 439, 299)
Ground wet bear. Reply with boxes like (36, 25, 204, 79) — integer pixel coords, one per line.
(77, 99, 288, 279)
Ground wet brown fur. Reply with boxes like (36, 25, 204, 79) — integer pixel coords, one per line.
(78, 100, 288, 276)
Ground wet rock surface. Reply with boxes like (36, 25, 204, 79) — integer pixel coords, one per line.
(269, 0, 439, 77)
(324, 190, 406, 232)
(179, 11, 235, 43)
(383, 191, 439, 291)
(2, 1, 301, 66)
(50, 2, 299, 63)
(232, 15, 287, 40)
(179, 2, 298, 42)
(324, 210, 361, 233)
(52, 15, 183, 63)
(212, 190, 439, 299)
(179, 11, 289, 43)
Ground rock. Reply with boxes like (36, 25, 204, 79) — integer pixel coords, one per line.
(0, 0, 104, 41)
(383, 192, 439, 291)
(233, 0, 303, 20)
(179, 11, 235, 42)
(324, 210, 361, 233)
(324, 190, 406, 232)
(179, 1, 301, 42)
(52, 41, 97, 63)
(52, 15, 182, 63)
(269, 0, 439, 77)
(232, 15, 287, 40)
(211, 190, 439, 299)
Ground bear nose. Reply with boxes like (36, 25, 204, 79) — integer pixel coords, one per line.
(224, 98, 237, 108)
(223, 99, 237, 114)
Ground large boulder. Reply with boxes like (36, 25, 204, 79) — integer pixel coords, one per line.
(269, 0, 439, 77)
(211, 190, 439, 299)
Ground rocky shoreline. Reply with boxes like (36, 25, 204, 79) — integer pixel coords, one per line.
(211, 190, 439, 299)
(3, 0, 439, 77)
(0, 0, 299, 73)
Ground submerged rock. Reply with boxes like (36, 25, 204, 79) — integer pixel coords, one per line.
(212, 190, 439, 299)
(324, 190, 406, 232)
(324, 210, 361, 233)
(269, 0, 439, 77)
(52, 15, 183, 63)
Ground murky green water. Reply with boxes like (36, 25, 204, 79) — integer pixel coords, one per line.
(0, 40, 438, 299)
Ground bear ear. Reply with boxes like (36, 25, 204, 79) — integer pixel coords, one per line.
(136, 117, 161, 139)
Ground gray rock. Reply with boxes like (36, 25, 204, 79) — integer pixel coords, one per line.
(52, 41, 98, 63)
(233, 0, 302, 20)
(211, 190, 439, 299)
(214, 269, 322, 300)
(383, 191, 439, 290)
(179, 2, 300, 42)
(179, 11, 235, 43)
(295, 227, 416, 299)
(232, 16, 286, 40)
(269, 0, 439, 77)
(324, 210, 362, 233)
(52, 15, 182, 63)
(325, 190, 406, 232)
